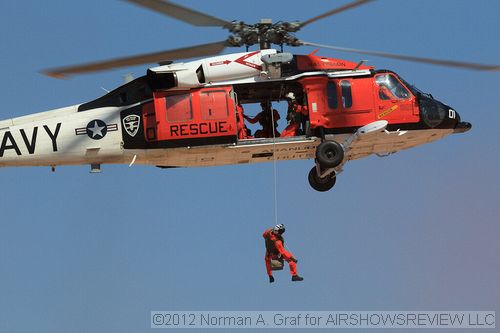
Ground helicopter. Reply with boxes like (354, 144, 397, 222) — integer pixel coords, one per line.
(0, 0, 498, 192)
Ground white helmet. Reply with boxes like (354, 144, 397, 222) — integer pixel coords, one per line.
(273, 224, 285, 234)
(285, 92, 295, 100)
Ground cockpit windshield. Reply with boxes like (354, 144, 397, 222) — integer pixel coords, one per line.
(375, 74, 411, 100)
(398, 75, 432, 98)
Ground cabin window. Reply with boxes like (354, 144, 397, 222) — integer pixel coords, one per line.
(327, 82, 338, 109)
(165, 93, 192, 122)
(376, 74, 411, 100)
(200, 91, 228, 120)
(340, 80, 352, 108)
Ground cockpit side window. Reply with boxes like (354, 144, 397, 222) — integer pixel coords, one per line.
(376, 74, 411, 100)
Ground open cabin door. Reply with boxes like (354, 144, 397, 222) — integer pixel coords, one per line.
(144, 86, 238, 147)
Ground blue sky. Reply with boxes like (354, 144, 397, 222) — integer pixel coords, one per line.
(0, 1, 499, 332)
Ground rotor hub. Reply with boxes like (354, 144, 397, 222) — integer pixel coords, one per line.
(226, 19, 302, 49)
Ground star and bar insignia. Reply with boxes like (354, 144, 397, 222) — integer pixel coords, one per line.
(75, 119, 118, 140)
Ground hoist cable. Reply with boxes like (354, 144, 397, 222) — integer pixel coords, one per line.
(270, 103, 278, 225)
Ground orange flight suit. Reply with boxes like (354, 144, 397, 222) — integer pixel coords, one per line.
(263, 228, 297, 276)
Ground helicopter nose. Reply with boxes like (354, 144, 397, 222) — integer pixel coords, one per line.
(454, 120, 472, 133)
(451, 109, 472, 133)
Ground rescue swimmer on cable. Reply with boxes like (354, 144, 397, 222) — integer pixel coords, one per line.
(263, 224, 303, 283)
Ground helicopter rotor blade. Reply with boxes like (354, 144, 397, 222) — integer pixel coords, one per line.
(124, 0, 232, 28)
(300, 41, 500, 71)
(300, 0, 375, 27)
(43, 41, 229, 78)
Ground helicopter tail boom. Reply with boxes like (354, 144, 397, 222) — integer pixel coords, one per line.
(0, 106, 124, 168)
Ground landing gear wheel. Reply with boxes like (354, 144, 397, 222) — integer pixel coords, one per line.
(316, 141, 344, 168)
(308, 167, 336, 192)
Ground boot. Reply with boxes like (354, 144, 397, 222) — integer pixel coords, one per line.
(291, 275, 304, 282)
(269, 275, 275, 283)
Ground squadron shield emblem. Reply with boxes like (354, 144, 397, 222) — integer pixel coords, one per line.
(123, 115, 140, 137)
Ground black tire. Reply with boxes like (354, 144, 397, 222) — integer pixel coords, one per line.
(316, 141, 344, 168)
(308, 167, 336, 192)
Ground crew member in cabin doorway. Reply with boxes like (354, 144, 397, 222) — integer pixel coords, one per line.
(244, 101, 280, 138)
(263, 224, 304, 283)
(281, 92, 308, 137)
(236, 102, 252, 139)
